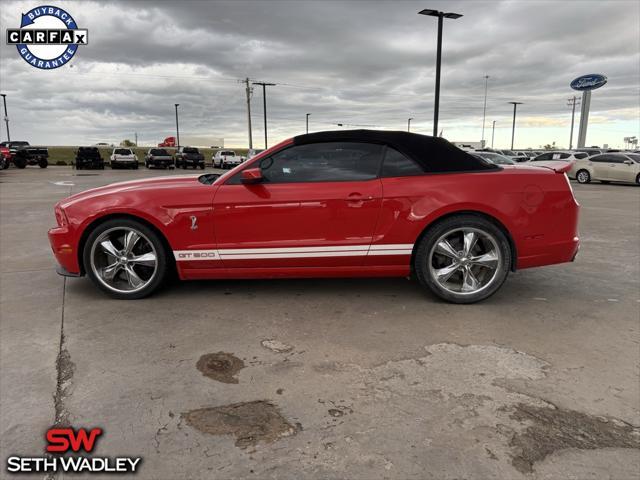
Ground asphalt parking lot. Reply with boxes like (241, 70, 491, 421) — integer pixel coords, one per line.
(1, 166, 639, 479)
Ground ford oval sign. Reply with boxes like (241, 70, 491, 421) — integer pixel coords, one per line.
(570, 74, 607, 91)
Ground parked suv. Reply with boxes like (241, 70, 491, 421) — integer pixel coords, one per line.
(213, 149, 242, 169)
(145, 148, 174, 169)
(75, 147, 104, 170)
(110, 148, 138, 169)
(571, 152, 640, 185)
(175, 146, 204, 169)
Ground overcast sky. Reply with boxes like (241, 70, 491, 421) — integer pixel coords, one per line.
(1, 0, 638, 149)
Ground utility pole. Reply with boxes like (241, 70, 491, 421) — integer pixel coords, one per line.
(174, 104, 180, 149)
(481, 75, 489, 146)
(306, 113, 310, 134)
(407, 117, 413, 132)
(491, 120, 496, 148)
(243, 78, 253, 149)
(252, 81, 276, 149)
(134, 132, 138, 146)
(1, 94, 10, 142)
(567, 96, 580, 150)
(508, 102, 523, 150)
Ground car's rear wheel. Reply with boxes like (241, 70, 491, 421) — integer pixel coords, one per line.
(414, 215, 511, 304)
(83, 219, 169, 299)
(39, 158, 48, 168)
(576, 169, 591, 184)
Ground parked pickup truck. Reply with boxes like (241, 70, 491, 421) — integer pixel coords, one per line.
(213, 149, 242, 169)
(75, 147, 104, 170)
(175, 146, 205, 169)
(110, 148, 139, 169)
(0, 141, 49, 168)
(145, 148, 174, 169)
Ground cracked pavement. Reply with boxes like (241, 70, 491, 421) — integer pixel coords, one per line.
(1, 167, 639, 479)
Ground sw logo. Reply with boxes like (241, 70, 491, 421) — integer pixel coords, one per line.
(5, 427, 142, 474)
(46, 427, 102, 453)
(5, 5, 88, 70)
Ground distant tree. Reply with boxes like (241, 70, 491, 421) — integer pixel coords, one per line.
(543, 141, 556, 150)
(120, 139, 136, 147)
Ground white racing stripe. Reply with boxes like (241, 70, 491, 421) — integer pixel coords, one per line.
(174, 244, 414, 261)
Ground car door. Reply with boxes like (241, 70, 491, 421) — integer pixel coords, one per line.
(589, 154, 612, 180)
(212, 141, 384, 268)
(610, 155, 636, 182)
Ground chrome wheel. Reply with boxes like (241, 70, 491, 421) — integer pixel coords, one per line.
(428, 227, 501, 296)
(90, 226, 158, 294)
(576, 170, 590, 184)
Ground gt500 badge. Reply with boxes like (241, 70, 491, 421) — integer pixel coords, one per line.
(6, 5, 88, 70)
(175, 251, 218, 260)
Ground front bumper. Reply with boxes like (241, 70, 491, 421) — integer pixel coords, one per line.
(48, 225, 81, 275)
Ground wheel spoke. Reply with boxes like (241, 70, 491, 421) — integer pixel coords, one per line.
(129, 252, 156, 267)
(461, 267, 480, 292)
(462, 231, 478, 256)
(470, 250, 499, 269)
(123, 265, 144, 288)
(123, 231, 141, 255)
(100, 239, 120, 258)
(435, 239, 460, 259)
(435, 262, 460, 283)
(102, 262, 121, 281)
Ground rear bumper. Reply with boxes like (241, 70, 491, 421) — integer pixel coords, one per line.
(48, 226, 81, 275)
(517, 236, 580, 269)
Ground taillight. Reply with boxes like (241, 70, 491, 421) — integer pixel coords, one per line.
(54, 205, 68, 227)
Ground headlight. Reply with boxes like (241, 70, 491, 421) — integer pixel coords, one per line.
(54, 205, 68, 227)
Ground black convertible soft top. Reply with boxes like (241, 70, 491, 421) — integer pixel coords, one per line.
(293, 129, 496, 173)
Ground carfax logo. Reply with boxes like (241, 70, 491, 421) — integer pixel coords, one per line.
(5, 5, 88, 70)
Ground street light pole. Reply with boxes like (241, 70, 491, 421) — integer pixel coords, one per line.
(174, 104, 180, 149)
(407, 117, 413, 132)
(567, 96, 580, 150)
(306, 113, 310, 134)
(418, 9, 462, 137)
(491, 120, 496, 148)
(1, 94, 10, 142)
(508, 102, 522, 150)
(481, 75, 489, 146)
(253, 81, 276, 149)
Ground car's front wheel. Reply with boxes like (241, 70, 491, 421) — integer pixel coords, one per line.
(83, 219, 169, 299)
(414, 215, 511, 304)
(576, 169, 591, 184)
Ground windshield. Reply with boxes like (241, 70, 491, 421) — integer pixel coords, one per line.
(476, 153, 514, 165)
(11, 141, 29, 147)
(115, 149, 132, 155)
(151, 149, 169, 155)
(184, 147, 199, 154)
(501, 150, 515, 156)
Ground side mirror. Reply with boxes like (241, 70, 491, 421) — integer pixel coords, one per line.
(241, 168, 263, 184)
(623, 159, 633, 165)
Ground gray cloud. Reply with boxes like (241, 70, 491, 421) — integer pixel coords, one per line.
(0, 0, 638, 148)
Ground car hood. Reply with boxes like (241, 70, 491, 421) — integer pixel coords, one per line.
(59, 175, 201, 208)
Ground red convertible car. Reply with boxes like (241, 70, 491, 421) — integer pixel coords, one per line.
(49, 130, 579, 303)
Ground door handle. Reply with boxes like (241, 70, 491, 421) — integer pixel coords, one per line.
(345, 193, 374, 201)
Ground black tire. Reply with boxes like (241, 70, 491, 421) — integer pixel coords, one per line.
(82, 218, 170, 299)
(199, 164, 205, 169)
(636, 174, 640, 185)
(39, 158, 48, 168)
(576, 169, 591, 184)
(14, 157, 27, 169)
(414, 215, 511, 304)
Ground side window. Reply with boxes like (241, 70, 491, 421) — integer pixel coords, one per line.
(381, 147, 426, 177)
(608, 155, 623, 164)
(535, 153, 553, 161)
(574, 153, 588, 159)
(231, 142, 383, 184)
(590, 155, 605, 162)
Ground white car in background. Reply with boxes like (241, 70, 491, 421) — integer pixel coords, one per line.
(571, 152, 640, 185)
(110, 148, 138, 169)
(530, 151, 589, 164)
(213, 149, 242, 169)
(245, 148, 264, 160)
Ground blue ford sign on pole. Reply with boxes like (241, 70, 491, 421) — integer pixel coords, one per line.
(571, 74, 607, 147)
